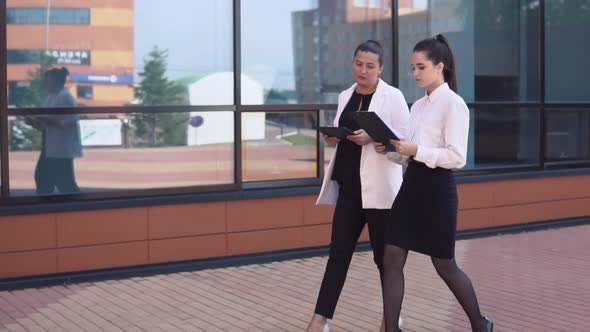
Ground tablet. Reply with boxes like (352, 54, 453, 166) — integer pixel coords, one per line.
(318, 126, 354, 140)
(351, 112, 399, 151)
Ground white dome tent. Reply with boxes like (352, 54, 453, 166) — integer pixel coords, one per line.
(187, 72, 265, 145)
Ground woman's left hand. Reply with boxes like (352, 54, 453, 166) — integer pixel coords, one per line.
(346, 129, 372, 146)
(391, 139, 418, 157)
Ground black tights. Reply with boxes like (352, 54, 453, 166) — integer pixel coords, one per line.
(382, 244, 485, 332)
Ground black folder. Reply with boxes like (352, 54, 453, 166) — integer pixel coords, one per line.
(318, 126, 354, 140)
(351, 112, 399, 151)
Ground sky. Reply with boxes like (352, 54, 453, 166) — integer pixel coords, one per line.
(414, 0, 428, 9)
(134, 0, 233, 81)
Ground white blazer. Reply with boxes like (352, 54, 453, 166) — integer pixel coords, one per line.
(36, 87, 82, 159)
(316, 79, 410, 209)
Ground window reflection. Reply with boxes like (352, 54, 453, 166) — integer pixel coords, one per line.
(242, 0, 392, 105)
(545, 0, 590, 102)
(9, 111, 234, 196)
(7, 0, 233, 108)
(242, 111, 317, 181)
(546, 110, 590, 161)
(7, 8, 90, 25)
(398, 0, 540, 103)
(467, 108, 540, 169)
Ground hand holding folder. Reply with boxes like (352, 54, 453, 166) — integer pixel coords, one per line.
(351, 112, 399, 151)
(318, 126, 354, 140)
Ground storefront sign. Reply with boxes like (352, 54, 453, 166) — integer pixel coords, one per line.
(45, 49, 90, 65)
(69, 73, 133, 85)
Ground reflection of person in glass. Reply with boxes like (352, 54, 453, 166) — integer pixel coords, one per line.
(376, 35, 493, 332)
(27, 67, 82, 195)
(307, 40, 410, 332)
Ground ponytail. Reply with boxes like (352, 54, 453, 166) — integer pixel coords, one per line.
(413, 34, 458, 93)
(434, 34, 457, 93)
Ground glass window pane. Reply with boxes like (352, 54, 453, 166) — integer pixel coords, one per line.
(242, 0, 393, 105)
(545, 110, 590, 161)
(545, 1, 590, 102)
(242, 111, 317, 181)
(9, 111, 234, 196)
(7, 1, 233, 108)
(466, 107, 540, 169)
(399, 0, 540, 103)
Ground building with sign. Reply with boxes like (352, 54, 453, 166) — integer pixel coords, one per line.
(6, 0, 134, 107)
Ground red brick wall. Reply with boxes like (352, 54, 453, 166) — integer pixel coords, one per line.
(2, 174, 590, 278)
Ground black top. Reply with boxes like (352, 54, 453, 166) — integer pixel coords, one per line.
(331, 90, 374, 199)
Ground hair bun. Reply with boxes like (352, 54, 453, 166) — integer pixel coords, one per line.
(366, 39, 382, 48)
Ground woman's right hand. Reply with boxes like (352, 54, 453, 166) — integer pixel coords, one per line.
(323, 134, 339, 147)
(374, 142, 387, 154)
(391, 139, 417, 157)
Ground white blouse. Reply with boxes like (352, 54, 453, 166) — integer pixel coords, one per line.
(388, 83, 469, 169)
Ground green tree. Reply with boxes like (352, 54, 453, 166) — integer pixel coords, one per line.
(11, 52, 55, 107)
(10, 53, 56, 151)
(133, 46, 188, 147)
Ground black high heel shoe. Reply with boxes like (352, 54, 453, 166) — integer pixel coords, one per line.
(482, 316, 493, 332)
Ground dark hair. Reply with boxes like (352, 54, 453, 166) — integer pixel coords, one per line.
(44, 67, 69, 86)
(354, 40, 384, 66)
(413, 34, 457, 92)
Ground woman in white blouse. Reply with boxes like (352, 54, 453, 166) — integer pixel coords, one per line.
(375, 35, 493, 332)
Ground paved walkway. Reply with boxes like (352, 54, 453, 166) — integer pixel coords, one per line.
(1, 224, 590, 332)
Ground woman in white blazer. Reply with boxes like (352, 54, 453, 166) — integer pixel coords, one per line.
(27, 67, 82, 195)
(306, 40, 410, 332)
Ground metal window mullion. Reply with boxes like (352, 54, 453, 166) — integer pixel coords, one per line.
(1, 0, 10, 198)
(540, 0, 547, 167)
(233, 0, 242, 187)
(8, 105, 237, 116)
(316, 109, 323, 179)
(392, 0, 399, 88)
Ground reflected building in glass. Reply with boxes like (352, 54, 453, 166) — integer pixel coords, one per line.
(292, 0, 394, 104)
(7, 0, 134, 107)
(396, 0, 541, 168)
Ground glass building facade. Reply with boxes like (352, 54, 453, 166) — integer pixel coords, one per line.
(0, 0, 589, 204)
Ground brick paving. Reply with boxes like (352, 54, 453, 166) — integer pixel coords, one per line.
(2, 224, 590, 332)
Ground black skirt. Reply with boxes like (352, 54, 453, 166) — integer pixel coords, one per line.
(385, 160, 458, 259)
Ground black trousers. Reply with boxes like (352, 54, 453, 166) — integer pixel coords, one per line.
(314, 190, 389, 319)
(35, 153, 80, 195)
